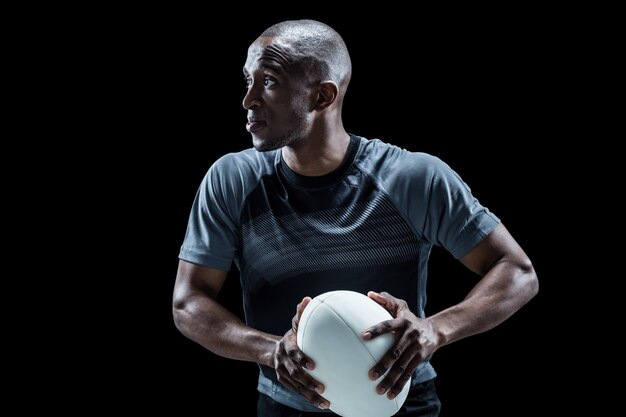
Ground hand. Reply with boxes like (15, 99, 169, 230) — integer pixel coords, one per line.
(272, 296, 329, 410)
(363, 291, 438, 400)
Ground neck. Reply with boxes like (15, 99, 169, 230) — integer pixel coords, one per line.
(281, 127, 350, 177)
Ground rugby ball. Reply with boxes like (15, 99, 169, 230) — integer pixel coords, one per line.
(296, 290, 410, 417)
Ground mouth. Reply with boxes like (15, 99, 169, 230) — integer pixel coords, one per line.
(246, 119, 267, 133)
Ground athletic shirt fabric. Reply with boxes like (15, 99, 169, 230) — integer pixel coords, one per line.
(179, 134, 500, 412)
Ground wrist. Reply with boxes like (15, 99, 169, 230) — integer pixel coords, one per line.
(258, 335, 281, 368)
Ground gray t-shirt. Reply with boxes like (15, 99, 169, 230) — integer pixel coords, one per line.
(179, 134, 500, 411)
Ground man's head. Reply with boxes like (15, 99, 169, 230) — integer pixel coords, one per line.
(258, 19, 352, 88)
(242, 19, 352, 151)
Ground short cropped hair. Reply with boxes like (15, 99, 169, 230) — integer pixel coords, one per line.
(261, 19, 352, 87)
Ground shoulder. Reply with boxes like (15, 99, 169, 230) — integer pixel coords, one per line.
(202, 148, 279, 195)
(210, 147, 277, 176)
(355, 135, 454, 180)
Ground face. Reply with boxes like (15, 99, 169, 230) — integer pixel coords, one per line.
(242, 37, 316, 152)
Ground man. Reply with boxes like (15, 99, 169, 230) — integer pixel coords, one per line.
(173, 19, 538, 416)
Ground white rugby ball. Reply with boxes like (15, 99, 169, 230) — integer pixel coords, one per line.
(296, 290, 410, 417)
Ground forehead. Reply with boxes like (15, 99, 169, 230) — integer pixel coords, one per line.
(244, 36, 295, 74)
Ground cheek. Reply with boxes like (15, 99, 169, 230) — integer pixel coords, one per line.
(268, 89, 314, 120)
(274, 98, 309, 121)
(292, 92, 316, 115)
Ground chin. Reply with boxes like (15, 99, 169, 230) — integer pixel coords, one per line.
(252, 136, 279, 152)
(252, 133, 287, 152)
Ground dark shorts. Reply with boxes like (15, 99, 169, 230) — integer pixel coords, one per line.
(257, 379, 441, 417)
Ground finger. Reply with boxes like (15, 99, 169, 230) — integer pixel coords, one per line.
(291, 317, 298, 334)
(285, 332, 316, 370)
(297, 296, 312, 318)
(292, 296, 312, 333)
(278, 361, 329, 410)
(277, 374, 330, 410)
(367, 332, 401, 381)
(385, 357, 421, 400)
(367, 291, 400, 315)
(375, 350, 418, 397)
(362, 318, 396, 341)
(366, 320, 413, 380)
(367, 290, 388, 306)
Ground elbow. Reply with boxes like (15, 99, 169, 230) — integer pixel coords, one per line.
(519, 258, 539, 301)
(172, 294, 190, 334)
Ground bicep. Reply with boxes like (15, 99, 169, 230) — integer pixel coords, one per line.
(459, 223, 529, 276)
(174, 260, 229, 302)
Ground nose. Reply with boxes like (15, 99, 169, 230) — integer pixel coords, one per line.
(242, 82, 262, 110)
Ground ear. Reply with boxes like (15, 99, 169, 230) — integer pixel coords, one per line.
(314, 81, 338, 110)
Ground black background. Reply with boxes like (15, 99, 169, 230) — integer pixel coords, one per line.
(96, 8, 580, 416)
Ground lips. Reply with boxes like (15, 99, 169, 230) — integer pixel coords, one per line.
(246, 119, 267, 133)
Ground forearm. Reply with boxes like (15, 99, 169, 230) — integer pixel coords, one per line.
(430, 258, 538, 347)
(173, 294, 279, 367)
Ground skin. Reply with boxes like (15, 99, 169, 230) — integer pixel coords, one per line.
(173, 33, 539, 410)
(242, 36, 350, 176)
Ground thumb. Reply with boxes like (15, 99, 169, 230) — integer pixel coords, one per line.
(367, 291, 400, 315)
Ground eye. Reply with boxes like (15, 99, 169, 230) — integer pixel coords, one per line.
(263, 76, 276, 87)
(243, 75, 277, 89)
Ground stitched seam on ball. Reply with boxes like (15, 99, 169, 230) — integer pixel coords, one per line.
(299, 300, 324, 350)
(320, 299, 379, 364)
(322, 292, 392, 366)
